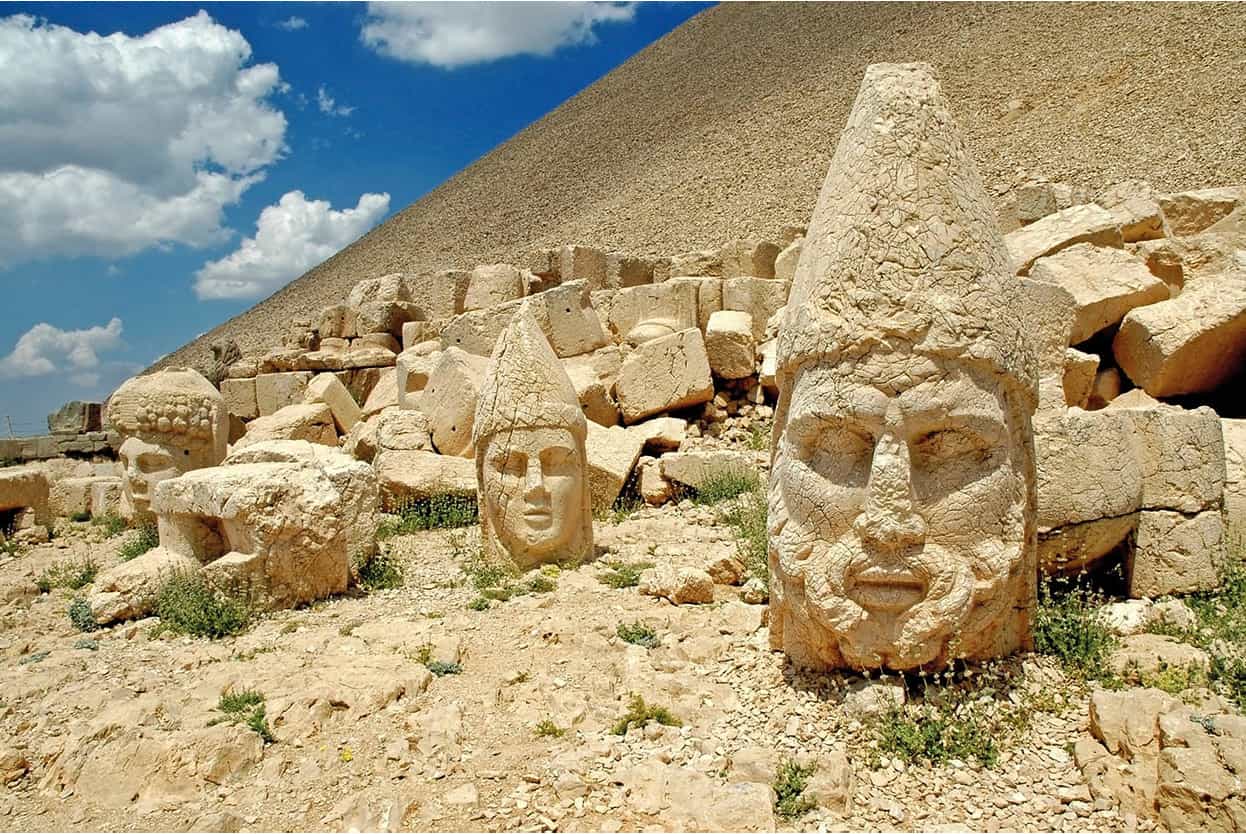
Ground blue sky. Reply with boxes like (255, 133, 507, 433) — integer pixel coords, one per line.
(0, 1, 710, 436)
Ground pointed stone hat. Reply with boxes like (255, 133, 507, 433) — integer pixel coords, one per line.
(775, 63, 1036, 404)
(473, 302, 587, 446)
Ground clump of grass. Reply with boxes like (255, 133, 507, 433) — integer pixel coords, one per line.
(463, 550, 517, 590)
(692, 470, 761, 506)
(611, 693, 682, 735)
(427, 660, 462, 676)
(467, 596, 490, 611)
(36, 558, 98, 593)
(93, 513, 128, 538)
(535, 718, 565, 739)
(525, 574, 556, 594)
(68, 510, 92, 523)
(773, 758, 817, 819)
(67, 597, 98, 632)
(748, 419, 773, 452)
(355, 549, 403, 591)
(1125, 660, 1209, 696)
(209, 689, 274, 744)
(153, 573, 250, 639)
(617, 620, 659, 648)
(118, 524, 159, 562)
(597, 560, 653, 589)
(715, 481, 768, 587)
(377, 494, 478, 538)
(875, 701, 1000, 768)
(1033, 577, 1119, 683)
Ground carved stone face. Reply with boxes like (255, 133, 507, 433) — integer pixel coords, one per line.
(118, 436, 181, 520)
(480, 427, 585, 565)
(771, 352, 1030, 670)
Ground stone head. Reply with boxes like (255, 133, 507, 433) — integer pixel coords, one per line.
(473, 305, 592, 567)
(768, 63, 1038, 672)
(108, 368, 228, 521)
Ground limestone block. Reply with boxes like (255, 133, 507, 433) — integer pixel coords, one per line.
(1062, 348, 1098, 408)
(406, 270, 471, 320)
(705, 310, 756, 379)
(356, 300, 416, 337)
(47, 401, 102, 434)
(1129, 509, 1223, 598)
(294, 346, 397, 372)
(220, 378, 258, 420)
(441, 300, 519, 356)
(585, 422, 645, 512)
(615, 328, 714, 424)
(759, 339, 778, 395)
(773, 236, 803, 282)
(1028, 244, 1170, 344)
(639, 566, 714, 605)
(637, 456, 673, 505)
(605, 253, 657, 289)
(357, 333, 399, 353)
(1107, 196, 1165, 243)
(558, 245, 607, 290)
(319, 304, 358, 340)
(226, 360, 258, 380)
(1107, 388, 1161, 410)
(402, 320, 434, 351)
(464, 264, 524, 312)
(418, 348, 488, 457)
(660, 450, 756, 491)
(537, 281, 609, 357)
(1087, 367, 1121, 410)
(1013, 180, 1061, 225)
(376, 408, 431, 453)
(720, 238, 781, 279)
(0, 467, 50, 528)
(1113, 270, 1246, 397)
(607, 281, 699, 345)
(348, 273, 410, 307)
(667, 277, 723, 331)
(49, 476, 117, 518)
(1158, 187, 1242, 236)
(89, 547, 201, 624)
(255, 371, 313, 417)
(525, 248, 560, 279)
(628, 416, 687, 454)
(1115, 404, 1225, 514)
(304, 373, 362, 434)
(90, 478, 123, 518)
(722, 277, 790, 340)
(669, 250, 722, 277)
(1223, 418, 1246, 541)
(396, 348, 440, 411)
(235, 403, 337, 449)
(1005, 204, 1123, 275)
(373, 450, 476, 510)
(562, 349, 622, 427)
(361, 368, 398, 418)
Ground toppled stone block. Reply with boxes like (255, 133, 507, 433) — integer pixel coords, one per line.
(356, 300, 418, 337)
(605, 253, 657, 289)
(255, 371, 313, 417)
(558, 245, 607, 290)
(536, 281, 609, 357)
(1028, 243, 1170, 344)
(1224, 418, 1246, 542)
(396, 347, 440, 411)
(357, 333, 400, 354)
(704, 310, 756, 379)
(667, 276, 723, 331)
(1005, 204, 1123, 275)
(376, 408, 431, 453)
(585, 422, 645, 511)
(49, 475, 117, 519)
(1063, 348, 1098, 408)
(639, 566, 714, 605)
(406, 270, 471, 320)
(669, 250, 723, 277)
(562, 347, 622, 427)
(235, 403, 337, 449)
(304, 373, 362, 434)
(1088, 367, 1122, 410)
(361, 368, 398, 418)
(1129, 509, 1223, 597)
(615, 328, 714, 424)
(720, 238, 781, 279)
(1158, 187, 1243, 236)
(219, 378, 258, 420)
(419, 348, 488, 457)
(374, 450, 476, 510)
(629, 416, 687, 454)
(722, 277, 790, 341)
(90, 478, 123, 518)
(0, 466, 51, 528)
(659, 450, 756, 491)
(348, 273, 409, 307)
(319, 304, 358, 340)
(1115, 404, 1225, 514)
(607, 282, 699, 345)
(637, 456, 673, 505)
(464, 263, 524, 312)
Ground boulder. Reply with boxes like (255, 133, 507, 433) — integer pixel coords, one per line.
(638, 566, 715, 605)
(668, 249, 723, 277)
(1004, 203, 1123, 275)
(376, 408, 431, 453)
(704, 310, 757, 379)
(361, 368, 398, 418)
(220, 378, 258, 420)
(405, 270, 471, 320)
(1063, 348, 1098, 408)
(373, 450, 475, 509)
(418, 348, 488, 457)
(1113, 269, 1246, 397)
(722, 277, 790, 341)
(304, 373, 362, 434)
(1088, 367, 1122, 410)
(720, 237, 781, 279)
(536, 281, 611, 357)
(558, 245, 607, 290)
(637, 457, 673, 505)
(254, 371, 313, 417)
(585, 422, 645, 511)
(1027, 243, 1170, 344)
(607, 282, 699, 345)
(562, 348, 622, 427)
(348, 273, 409, 307)
(395, 347, 440, 410)
(318, 304, 358, 340)
(463, 263, 524, 312)
(667, 276, 724, 331)
(357, 332, 400, 353)
(234, 403, 337, 449)
(1158, 187, 1242, 236)
(659, 450, 756, 491)
(615, 328, 714, 424)
(49, 475, 117, 519)
(89, 546, 202, 624)
(629, 416, 687, 454)
(1114, 404, 1225, 514)
(1109, 633, 1210, 678)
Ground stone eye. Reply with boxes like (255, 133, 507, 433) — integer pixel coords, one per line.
(541, 447, 576, 476)
(492, 453, 525, 478)
(910, 427, 989, 468)
(787, 417, 873, 487)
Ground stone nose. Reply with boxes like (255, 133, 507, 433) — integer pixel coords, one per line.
(522, 458, 548, 500)
(853, 432, 927, 552)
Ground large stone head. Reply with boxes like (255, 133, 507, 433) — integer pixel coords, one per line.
(769, 63, 1039, 672)
(107, 368, 228, 521)
(473, 304, 592, 567)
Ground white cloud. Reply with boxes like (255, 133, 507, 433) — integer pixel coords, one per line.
(0, 12, 287, 266)
(317, 86, 355, 118)
(195, 190, 390, 299)
(276, 16, 309, 31)
(0, 318, 123, 379)
(360, 2, 635, 69)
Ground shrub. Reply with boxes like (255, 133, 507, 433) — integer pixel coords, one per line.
(463, 551, 516, 590)
(1033, 578, 1118, 682)
(154, 573, 250, 639)
(1160, 542, 1246, 708)
(597, 560, 653, 589)
(377, 494, 478, 538)
(534, 718, 565, 739)
(525, 574, 556, 594)
(692, 470, 761, 506)
(467, 596, 491, 611)
(209, 689, 274, 744)
(611, 693, 682, 736)
(773, 758, 817, 819)
(93, 513, 128, 538)
(69, 510, 92, 523)
(356, 550, 403, 591)
(37, 558, 98, 593)
(716, 483, 768, 587)
(118, 524, 159, 562)
(427, 661, 461, 676)
(67, 597, 98, 632)
(617, 621, 659, 648)
(875, 701, 1000, 767)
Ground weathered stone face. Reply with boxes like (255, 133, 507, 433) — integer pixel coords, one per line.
(770, 351, 1033, 670)
(479, 427, 586, 564)
(117, 436, 178, 520)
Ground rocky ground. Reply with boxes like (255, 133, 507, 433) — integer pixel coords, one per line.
(0, 498, 1181, 834)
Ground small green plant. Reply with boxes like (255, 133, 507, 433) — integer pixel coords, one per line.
(377, 494, 478, 538)
(69, 510, 92, 523)
(692, 470, 762, 506)
(463, 551, 516, 590)
(467, 596, 491, 611)
(872, 679, 1007, 769)
(153, 573, 250, 639)
(534, 718, 566, 739)
(617, 620, 659, 648)
(525, 574, 556, 594)
(67, 597, 98, 632)
(36, 558, 98, 593)
(427, 660, 462, 676)
(597, 560, 653, 589)
(0, 537, 19, 558)
(1033, 577, 1119, 683)
(93, 513, 128, 538)
(414, 643, 434, 664)
(19, 650, 49, 665)
(209, 689, 274, 744)
(611, 693, 682, 735)
(772, 758, 817, 819)
(118, 524, 159, 562)
(356, 549, 403, 591)
(748, 419, 773, 452)
(715, 483, 768, 587)
(73, 638, 99, 651)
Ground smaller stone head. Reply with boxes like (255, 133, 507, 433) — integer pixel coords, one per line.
(107, 368, 228, 521)
(473, 304, 592, 567)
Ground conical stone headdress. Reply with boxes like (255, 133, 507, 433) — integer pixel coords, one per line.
(473, 303, 587, 447)
(775, 63, 1037, 405)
